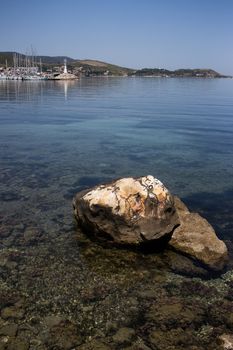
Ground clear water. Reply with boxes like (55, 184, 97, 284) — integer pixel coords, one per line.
(1, 78, 233, 349)
(1, 78, 233, 237)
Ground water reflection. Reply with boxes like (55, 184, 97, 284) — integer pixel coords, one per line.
(0, 79, 78, 102)
(0, 80, 48, 103)
(54, 80, 77, 100)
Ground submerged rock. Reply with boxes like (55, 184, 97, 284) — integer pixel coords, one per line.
(73, 175, 179, 244)
(169, 197, 228, 271)
(73, 175, 228, 270)
(218, 334, 233, 349)
(112, 327, 135, 345)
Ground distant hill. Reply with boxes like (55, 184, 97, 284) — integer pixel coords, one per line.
(132, 67, 228, 78)
(76, 59, 110, 67)
(0, 52, 75, 66)
(0, 52, 16, 66)
(36, 56, 75, 64)
(0, 52, 133, 76)
(0, 51, 229, 77)
(71, 59, 133, 76)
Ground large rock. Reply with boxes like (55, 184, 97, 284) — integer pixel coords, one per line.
(73, 176, 228, 270)
(73, 175, 179, 244)
(169, 196, 228, 270)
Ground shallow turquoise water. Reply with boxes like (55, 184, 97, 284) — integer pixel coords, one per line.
(1, 77, 233, 239)
(1, 78, 233, 349)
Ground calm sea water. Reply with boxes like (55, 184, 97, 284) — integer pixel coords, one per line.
(1, 78, 233, 238)
(1, 78, 233, 349)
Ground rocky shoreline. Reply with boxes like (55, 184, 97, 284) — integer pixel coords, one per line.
(1, 228, 233, 350)
(0, 176, 232, 350)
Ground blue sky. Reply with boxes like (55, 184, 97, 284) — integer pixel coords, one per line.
(1, 0, 233, 74)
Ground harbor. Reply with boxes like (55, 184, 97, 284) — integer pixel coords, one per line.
(0, 53, 78, 81)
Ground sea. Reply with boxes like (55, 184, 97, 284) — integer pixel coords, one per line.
(0, 77, 233, 349)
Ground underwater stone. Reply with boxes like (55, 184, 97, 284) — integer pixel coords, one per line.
(77, 340, 112, 350)
(169, 196, 228, 271)
(1, 306, 25, 320)
(73, 175, 179, 244)
(218, 334, 233, 349)
(112, 327, 136, 344)
(0, 323, 18, 337)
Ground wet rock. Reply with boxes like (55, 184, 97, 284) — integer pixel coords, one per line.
(23, 228, 39, 245)
(77, 339, 113, 350)
(0, 336, 9, 349)
(165, 250, 209, 277)
(1, 306, 25, 321)
(112, 327, 135, 344)
(0, 192, 23, 202)
(196, 325, 215, 346)
(0, 251, 21, 274)
(145, 297, 205, 328)
(123, 338, 152, 350)
(43, 315, 64, 328)
(148, 328, 200, 350)
(7, 339, 29, 350)
(137, 289, 159, 299)
(0, 290, 21, 310)
(0, 324, 18, 337)
(180, 280, 217, 299)
(207, 300, 233, 328)
(45, 320, 82, 349)
(73, 175, 179, 244)
(73, 176, 227, 270)
(29, 339, 43, 348)
(0, 227, 11, 238)
(218, 334, 233, 349)
(169, 196, 228, 271)
(13, 223, 25, 232)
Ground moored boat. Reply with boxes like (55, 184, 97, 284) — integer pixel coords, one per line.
(22, 75, 48, 80)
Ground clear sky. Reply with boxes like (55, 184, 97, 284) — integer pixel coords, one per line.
(1, 0, 233, 74)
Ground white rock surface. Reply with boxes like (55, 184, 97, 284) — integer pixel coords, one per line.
(73, 175, 179, 244)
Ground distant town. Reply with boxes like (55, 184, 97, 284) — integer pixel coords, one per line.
(0, 51, 231, 80)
